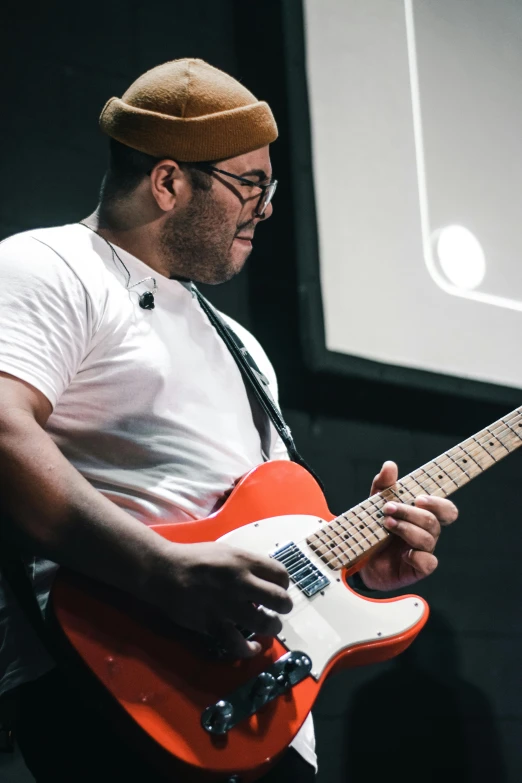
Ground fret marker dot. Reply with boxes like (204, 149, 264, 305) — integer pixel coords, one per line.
(489, 442, 494, 446)
(438, 475, 443, 479)
(359, 524, 364, 530)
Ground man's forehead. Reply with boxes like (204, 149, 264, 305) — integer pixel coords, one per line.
(219, 146, 272, 179)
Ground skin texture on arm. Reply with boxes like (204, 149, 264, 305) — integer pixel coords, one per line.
(0, 372, 292, 657)
(0, 145, 285, 659)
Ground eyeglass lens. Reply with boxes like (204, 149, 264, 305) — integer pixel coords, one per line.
(258, 181, 277, 215)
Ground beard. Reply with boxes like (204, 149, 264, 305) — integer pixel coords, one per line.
(159, 188, 252, 285)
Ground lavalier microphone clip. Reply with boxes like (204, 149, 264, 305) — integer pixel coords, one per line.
(128, 277, 158, 310)
(139, 290, 155, 310)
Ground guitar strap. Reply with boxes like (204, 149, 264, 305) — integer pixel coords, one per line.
(0, 288, 325, 661)
(192, 287, 324, 491)
(193, 294, 372, 592)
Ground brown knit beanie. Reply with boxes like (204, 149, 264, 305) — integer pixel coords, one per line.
(99, 58, 278, 162)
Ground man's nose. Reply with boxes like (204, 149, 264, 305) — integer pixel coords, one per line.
(259, 200, 274, 221)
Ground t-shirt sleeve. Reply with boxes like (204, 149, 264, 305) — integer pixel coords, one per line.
(0, 235, 94, 408)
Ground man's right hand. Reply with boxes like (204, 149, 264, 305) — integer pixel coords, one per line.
(0, 373, 291, 660)
(148, 541, 293, 658)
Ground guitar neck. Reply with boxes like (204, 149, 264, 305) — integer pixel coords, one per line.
(307, 406, 522, 570)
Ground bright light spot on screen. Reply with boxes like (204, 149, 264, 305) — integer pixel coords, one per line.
(434, 225, 486, 290)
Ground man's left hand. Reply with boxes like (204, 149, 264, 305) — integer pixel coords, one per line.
(359, 460, 458, 591)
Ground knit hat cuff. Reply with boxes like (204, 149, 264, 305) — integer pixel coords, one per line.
(99, 96, 278, 162)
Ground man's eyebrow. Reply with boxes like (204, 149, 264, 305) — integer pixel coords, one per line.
(240, 168, 270, 182)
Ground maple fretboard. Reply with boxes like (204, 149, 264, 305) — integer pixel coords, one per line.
(307, 406, 522, 570)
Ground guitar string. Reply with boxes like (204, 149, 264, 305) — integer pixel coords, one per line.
(235, 411, 522, 625)
(276, 411, 522, 607)
(277, 415, 522, 618)
(293, 410, 522, 562)
(280, 410, 520, 604)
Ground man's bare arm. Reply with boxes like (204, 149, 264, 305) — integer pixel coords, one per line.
(0, 372, 175, 598)
(0, 372, 292, 657)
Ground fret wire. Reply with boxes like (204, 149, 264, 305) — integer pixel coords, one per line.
(345, 518, 382, 551)
(342, 515, 376, 547)
(411, 471, 436, 494)
(494, 422, 516, 448)
(395, 481, 416, 499)
(474, 429, 504, 459)
(470, 435, 496, 464)
(339, 516, 368, 553)
(410, 468, 441, 497)
(440, 446, 476, 479)
(324, 505, 386, 561)
(421, 464, 451, 493)
(354, 504, 384, 536)
(325, 460, 460, 558)
(364, 517, 389, 541)
(337, 512, 364, 557)
(379, 486, 403, 503)
(494, 419, 519, 448)
(319, 476, 460, 561)
(323, 529, 346, 560)
(445, 449, 471, 479)
(332, 523, 362, 559)
(495, 419, 515, 438)
(460, 437, 490, 468)
(344, 511, 381, 543)
(363, 496, 386, 518)
(501, 417, 522, 442)
(430, 459, 464, 485)
(324, 440, 488, 557)
(340, 515, 368, 549)
(432, 463, 460, 489)
(485, 427, 510, 453)
(407, 474, 430, 496)
(362, 499, 389, 539)
(417, 468, 446, 495)
(453, 444, 483, 474)
(310, 409, 522, 564)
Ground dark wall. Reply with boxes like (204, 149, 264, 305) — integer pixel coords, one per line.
(2, 1, 521, 781)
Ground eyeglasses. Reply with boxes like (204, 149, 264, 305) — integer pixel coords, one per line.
(194, 164, 278, 217)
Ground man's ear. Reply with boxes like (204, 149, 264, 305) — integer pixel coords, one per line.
(149, 160, 185, 212)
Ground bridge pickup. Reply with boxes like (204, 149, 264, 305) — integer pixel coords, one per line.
(271, 542, 330, 597)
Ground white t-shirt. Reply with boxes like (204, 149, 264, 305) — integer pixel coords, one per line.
(0, 224, 316, 769)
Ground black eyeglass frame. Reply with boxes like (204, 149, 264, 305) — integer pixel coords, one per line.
(191, 164, 278, 216)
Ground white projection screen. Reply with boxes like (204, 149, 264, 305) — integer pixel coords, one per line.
(293, 0, 522, 403)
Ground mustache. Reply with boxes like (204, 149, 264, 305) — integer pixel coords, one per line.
(235, 221, 255, 236)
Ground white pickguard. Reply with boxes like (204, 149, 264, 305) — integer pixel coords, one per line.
(219, 514, 426, 679)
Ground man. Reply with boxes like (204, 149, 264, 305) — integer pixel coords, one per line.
(0, 59, 458, 781)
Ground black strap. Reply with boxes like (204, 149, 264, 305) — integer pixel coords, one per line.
(193, 287, 324, 490)
(0, 289, 323, 651)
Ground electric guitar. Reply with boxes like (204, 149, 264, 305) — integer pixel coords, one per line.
(51, 406, 522, 782)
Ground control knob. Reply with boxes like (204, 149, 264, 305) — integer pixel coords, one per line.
(201, 700, 234, 734)
(252, 671, 277, 700)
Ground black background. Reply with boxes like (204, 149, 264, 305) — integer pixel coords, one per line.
(1, 1, 521, 780)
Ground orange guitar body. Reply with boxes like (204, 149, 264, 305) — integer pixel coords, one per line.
(51, 461, 429, 782)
